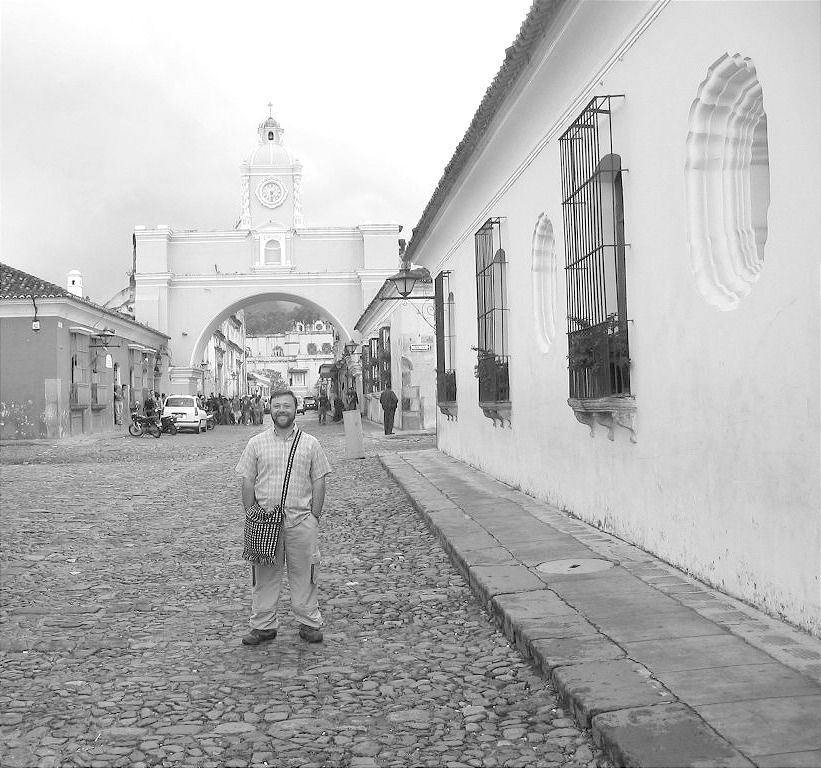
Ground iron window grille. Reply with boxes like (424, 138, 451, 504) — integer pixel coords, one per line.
(434, 271, 457, 403)
(361, 346, 372, 393)
(368, 337, 379, 392)
(475, 218, 510, 403)
(560, 95, 630, 400)
(378, 326, 391, 390)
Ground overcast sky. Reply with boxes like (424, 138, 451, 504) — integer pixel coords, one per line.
(1, 0, 533, 304)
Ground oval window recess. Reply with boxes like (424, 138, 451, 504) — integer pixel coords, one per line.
(685, 52, 770, 311)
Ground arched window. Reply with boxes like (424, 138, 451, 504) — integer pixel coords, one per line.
(686, 53, 770, 310)
(559, 95, 630, 401)
(274, 346, 284, 357)
(264, 240, 282, 265)
(474, 218, 509, 404)
(531, 213, 558, 353)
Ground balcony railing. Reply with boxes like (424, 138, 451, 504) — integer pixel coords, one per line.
(567, 317, 630, 400)
(70, 382, 90, 407)
(91, 383, 109, 407)
(477, 354, 509, 403)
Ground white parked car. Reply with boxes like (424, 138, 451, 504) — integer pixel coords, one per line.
(162, 395, 208, 433)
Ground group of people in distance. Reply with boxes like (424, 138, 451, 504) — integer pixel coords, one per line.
(201, 393, 266, 425)
(316, 389, 358, 424)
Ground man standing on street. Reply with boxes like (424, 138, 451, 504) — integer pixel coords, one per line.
(235, 389, 332, 646)
(379, 387, 398, 435)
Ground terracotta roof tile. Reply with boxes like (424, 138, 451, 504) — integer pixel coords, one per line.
(406, 0, 566, 261)
(0, 262, 72, 299)
(0, 262, 169, 338)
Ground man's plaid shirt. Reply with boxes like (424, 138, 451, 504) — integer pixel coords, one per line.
(235, 426, 332, 528)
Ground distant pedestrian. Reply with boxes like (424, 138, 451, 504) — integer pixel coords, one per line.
(379, 388, 398, 435)
(113, 385, 123, 425)
(332, 395, 344, 422)
(235, 389, 332, 646)
(346, 390, 359, 411)
(318, 393, 330, 424)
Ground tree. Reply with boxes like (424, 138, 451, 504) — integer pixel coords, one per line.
(261, 370, 286, 390)
(245, 303, 322, 335)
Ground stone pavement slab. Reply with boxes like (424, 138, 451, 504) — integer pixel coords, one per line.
(695, 695, 821, 758)
(383, 447, 821, 768)
(593, 703, 755, 768)
(594, 605, 723, 643)
(655, 663, 821, 706)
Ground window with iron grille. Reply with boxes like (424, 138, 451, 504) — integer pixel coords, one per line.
(361, 346, 372, 393)
(560, 95, 630, 400)
(475, 218, 509, 403)
(434, 271, 457, 403)
(368, 337, 379, 392)
(377, 326, 391, 390)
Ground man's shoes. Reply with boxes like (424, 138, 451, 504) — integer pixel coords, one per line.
(298, 624, 323, 643)
(242, 628, 277, 646)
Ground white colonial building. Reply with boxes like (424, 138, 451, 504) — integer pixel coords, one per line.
(200, 311, 246, 397)
(354, 271, 437, 432)
(409, 0, 820, 635)
(245, 319, 336, 399)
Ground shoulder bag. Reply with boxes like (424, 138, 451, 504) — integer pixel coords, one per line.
(242, 429, 302, 565)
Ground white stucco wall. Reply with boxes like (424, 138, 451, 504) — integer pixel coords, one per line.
(421, 1, 820, 633)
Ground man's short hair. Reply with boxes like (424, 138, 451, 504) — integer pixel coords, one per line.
(270, 389, 298, 408)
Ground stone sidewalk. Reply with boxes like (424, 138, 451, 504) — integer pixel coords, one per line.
(381, 449, 821, 768)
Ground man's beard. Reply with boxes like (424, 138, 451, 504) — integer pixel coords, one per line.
(273, 412, 295, 428)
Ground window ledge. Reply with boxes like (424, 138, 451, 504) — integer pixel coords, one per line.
(437, 402, 458, 421)
(568, 396, 636, 443)
(479, 401, 511, 428)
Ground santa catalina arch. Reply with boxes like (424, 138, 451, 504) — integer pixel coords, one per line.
(132, 111, 399, 393)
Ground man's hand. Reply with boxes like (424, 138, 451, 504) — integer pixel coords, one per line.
(311, 475, 326, 522)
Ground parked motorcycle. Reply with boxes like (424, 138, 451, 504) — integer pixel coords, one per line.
(160, 414, 178, 435)
(206, 410, 217, 430)
(129, 413, 161, 438)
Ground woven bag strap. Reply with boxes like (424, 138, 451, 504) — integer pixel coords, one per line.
(279, 428, 302, 510)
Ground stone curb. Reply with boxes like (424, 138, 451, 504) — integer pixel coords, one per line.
(380, 453, 759, 768)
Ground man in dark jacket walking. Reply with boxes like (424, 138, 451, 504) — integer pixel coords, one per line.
(379, 388, 398, 435)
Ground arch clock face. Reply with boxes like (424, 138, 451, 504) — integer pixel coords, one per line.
(256, 178, 287, 208)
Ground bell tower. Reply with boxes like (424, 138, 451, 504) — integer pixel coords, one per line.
(239, 105, 304, 250)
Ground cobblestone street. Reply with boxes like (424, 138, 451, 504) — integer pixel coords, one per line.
(0, 420, 608, 768)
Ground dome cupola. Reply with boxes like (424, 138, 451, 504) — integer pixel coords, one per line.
(244, 104, 295, 167)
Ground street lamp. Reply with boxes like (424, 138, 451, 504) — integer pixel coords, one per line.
(385, 266, 432, 300)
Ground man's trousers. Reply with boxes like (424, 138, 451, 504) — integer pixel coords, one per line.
(249, 514, 322, 630)
(383, 407, 396, 434)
